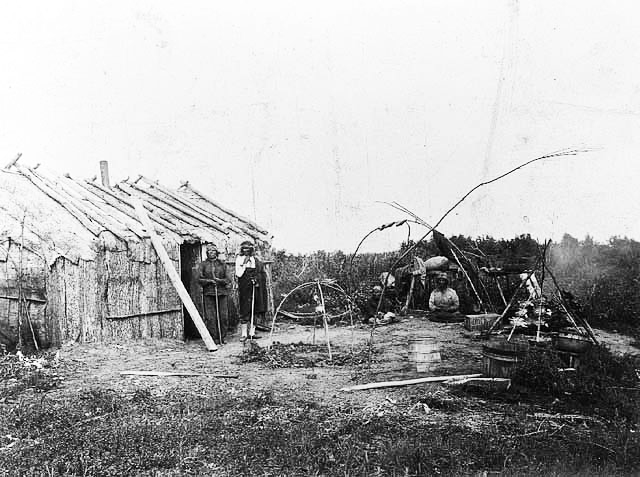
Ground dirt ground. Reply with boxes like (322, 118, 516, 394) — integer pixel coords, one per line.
(52, 313, 639, 404)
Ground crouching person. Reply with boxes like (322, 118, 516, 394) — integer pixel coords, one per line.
(359, 285, 397, 325)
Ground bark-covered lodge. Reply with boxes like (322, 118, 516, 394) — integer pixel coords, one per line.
(0, 162, 273, 350)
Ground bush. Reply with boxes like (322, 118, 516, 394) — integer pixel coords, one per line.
(512, 345, 640, 422)
(512, 347, 570, 397)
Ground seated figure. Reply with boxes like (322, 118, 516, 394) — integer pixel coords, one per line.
(428, 272, 463, 322)
(359, 285, 395, 325)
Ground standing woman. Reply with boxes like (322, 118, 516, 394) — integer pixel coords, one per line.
(235, 240, 267, 341)
(198, 244, 229, 344)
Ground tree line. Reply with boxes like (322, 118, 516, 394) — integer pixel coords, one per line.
(271, 233, 640, 336)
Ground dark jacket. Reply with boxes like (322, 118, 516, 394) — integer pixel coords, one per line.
(198, 259, 229, 296)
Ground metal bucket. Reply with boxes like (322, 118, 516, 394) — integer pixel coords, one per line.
(408, 337, 441, 372)
(554, 333, 592, 353)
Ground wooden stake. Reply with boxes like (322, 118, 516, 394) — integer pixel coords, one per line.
(495, 276, 508, 307)
(404, 275, 416, 312)
(132, 198, 217, 352)
(317, 280, 332, 360)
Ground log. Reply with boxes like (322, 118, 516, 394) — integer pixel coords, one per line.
(58, 174, 146, 238)
(132, 198, 217, 351)
(85, 181, 184, 241)
(17, 166, 102, 236)
(138, 176, 245, 235)
(37, 170, 135, 239)
(179, 181, 269, 235)
(129, 180, 228, 234)
(341, 373, 482, 391)
(4, 153, 22, 170)
(120, 371, 238, 378)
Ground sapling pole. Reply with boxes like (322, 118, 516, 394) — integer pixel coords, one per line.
(536, 241, 550, 342)
(269, 281, 317, 346)
(268, 280, 351, 348)
(544, 263, 599, 345)
(450, 247, 485, 312)
(317, 280, 332, 360)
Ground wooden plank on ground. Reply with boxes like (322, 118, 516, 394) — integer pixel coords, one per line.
(341, 373, 482, 391)
(120, 371, 238, 378)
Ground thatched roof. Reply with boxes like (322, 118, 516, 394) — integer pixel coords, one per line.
(0, 163, 271, 265)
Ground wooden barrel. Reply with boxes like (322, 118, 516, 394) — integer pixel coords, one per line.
(482, 340, 529, 378)
(408, 337, 441, 372)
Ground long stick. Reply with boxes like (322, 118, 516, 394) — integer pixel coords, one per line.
(215, 285, 223, 344)
(543, 263, 599, 345)
(557, 299, 583, 334)
(317, 281, 332, 360)
(4, 152, 22, 170)
(22, 295, 39, 351)
(536, 241, 550, 342)
(495, 277, 508, 307)
(250, 281, 255, 340)
(132, 198, 217, 351)
(450, 247, 485, 312)
(341, 373, 483, 392)
(120, 371, 239, 378)
(17, 214, 25, 351)
(106, 308, 182, 320)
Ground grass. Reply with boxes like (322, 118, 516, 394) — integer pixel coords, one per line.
(0, 345, 638, 476)
(239, 341, 377, 368)
(1, 383, 639, 476)
(0, 352, 62, 399)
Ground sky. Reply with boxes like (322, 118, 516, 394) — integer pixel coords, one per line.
(1, 1, 639, 253)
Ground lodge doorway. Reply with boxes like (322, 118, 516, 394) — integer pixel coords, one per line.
(180, 242, 203, 339)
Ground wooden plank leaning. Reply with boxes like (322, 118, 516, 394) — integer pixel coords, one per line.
(132, 198, 217, 352)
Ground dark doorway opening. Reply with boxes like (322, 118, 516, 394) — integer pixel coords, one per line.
(180, 242, 203, 340)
